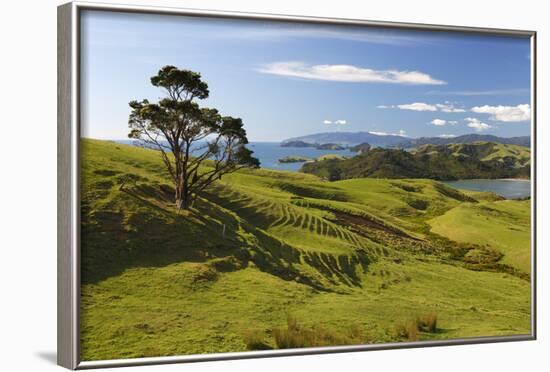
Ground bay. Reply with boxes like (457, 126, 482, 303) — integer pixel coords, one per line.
(443, 179, 531, 199)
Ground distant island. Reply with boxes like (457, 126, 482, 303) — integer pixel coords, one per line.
(278, 155, 313, 163)
(316, 143, 345, 150)
(282, 131, 406, 147)
(302, 142, 530, 181)
(281, 140, 345, 150)
(278, 153, 347, 163)
(280, 140, 314, 148)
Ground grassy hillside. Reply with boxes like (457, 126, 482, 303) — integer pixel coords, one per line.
(429, 199, 531, 272)
(414, 142, 530, 167)
(80, 139, 531, 361)
(395, 134, 531, 149)
(301, 142, 530, 181)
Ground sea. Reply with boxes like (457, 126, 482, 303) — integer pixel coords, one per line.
(247, 142, 356, 171)
(443, 179, 531, 199)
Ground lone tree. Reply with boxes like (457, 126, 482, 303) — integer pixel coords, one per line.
(128, 66, 259, 210)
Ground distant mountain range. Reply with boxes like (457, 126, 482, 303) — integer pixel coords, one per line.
(282, 132, 406, 147)
(281, 132, 530, 148)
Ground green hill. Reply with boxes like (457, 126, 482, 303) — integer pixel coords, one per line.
(80, 139, 531, 360)
(414, 142, 530, 167)
(395, 134, 531, 148)
(301, 142, 530, 181)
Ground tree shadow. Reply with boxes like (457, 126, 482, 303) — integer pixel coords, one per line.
(81, 183, 374, 291)
(81, 186, 247, 284)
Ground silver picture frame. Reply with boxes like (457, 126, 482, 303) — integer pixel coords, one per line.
(58, 1, 537, 369)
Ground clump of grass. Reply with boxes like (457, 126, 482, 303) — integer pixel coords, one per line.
(242, 330, 272, 350)
(393, 320, 419, 341)
(415, 313, 438, 333)
(348, 323, 364, 340)
(192, 265, 218, 283)
(394, 313, 438, 341)
(273, 315, 361, 349)
(463, 246, 503, 265)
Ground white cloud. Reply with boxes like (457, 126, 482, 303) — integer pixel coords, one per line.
(465, 117, 494, 131)
(430, 119, 459, 126)
(324, 119, 347, 125)
(397, 103, 438, 111)
(439, 134, 457, 138)
(379, 102, 466, 113)
(430, 119, 447, 126)
(436, 103, 466, 113)
(368, 130, 407, 137)
(471, 104, 531, 122)
(259, 62, 446, 85)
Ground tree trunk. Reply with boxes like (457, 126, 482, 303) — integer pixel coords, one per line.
(175, 179, 185, 209)
(175, 179, 194, 210)
(182, 191, 190, 210)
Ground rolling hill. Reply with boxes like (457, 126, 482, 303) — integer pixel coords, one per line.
(414, 142, 530, 167)
(395, 134, 531, 148)
(80, 139, 531, 360)
(301, 142, 530, 181)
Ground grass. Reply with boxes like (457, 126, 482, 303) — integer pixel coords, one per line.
(393, 314, 437, 341)
(242, 329, 272, 350)
(428, 199, 531, 272)
(416, 313, 438, 333)
(273, 315, 363, 348)
(477, 142, 530, 165)
(80, 139, 531, 361)
(418, 142, 531, 167)
(394, 321, 419, 341)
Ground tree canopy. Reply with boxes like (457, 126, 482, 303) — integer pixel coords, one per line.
(128, 66, 259, 210)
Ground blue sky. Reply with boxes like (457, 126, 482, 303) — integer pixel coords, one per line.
(81, 10, 532, 142)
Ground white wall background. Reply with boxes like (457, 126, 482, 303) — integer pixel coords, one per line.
(0, 0, 546, 370)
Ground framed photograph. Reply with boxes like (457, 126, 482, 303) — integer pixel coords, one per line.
(58, 1, 536, 369)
